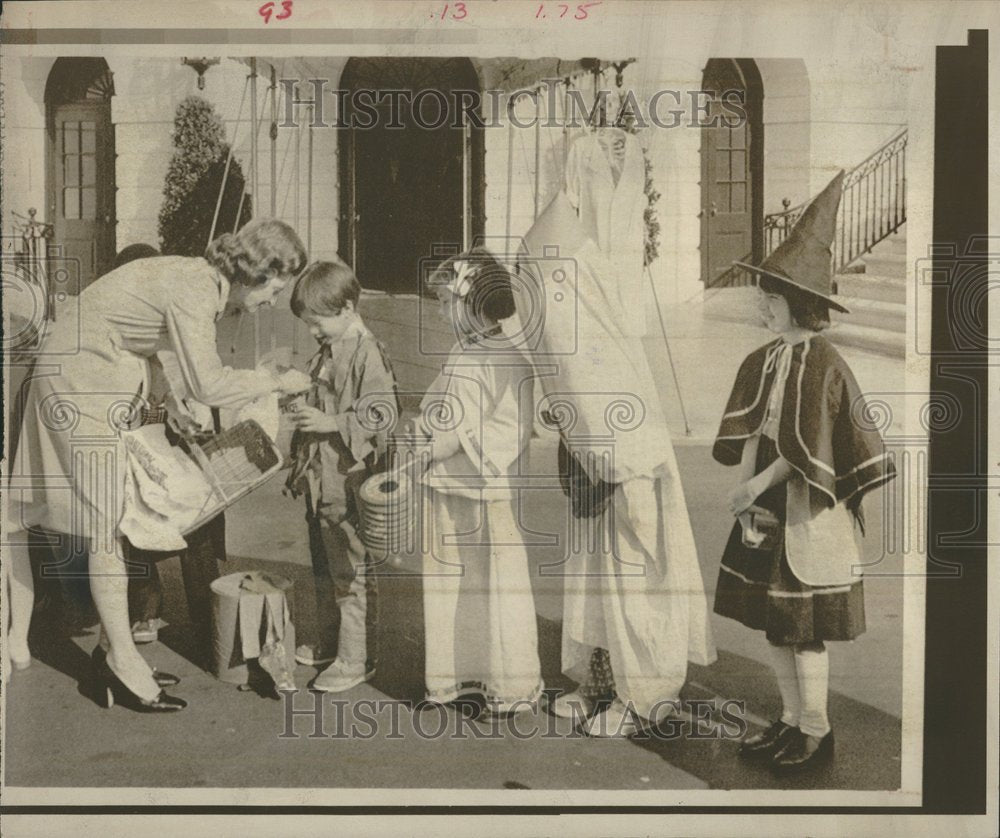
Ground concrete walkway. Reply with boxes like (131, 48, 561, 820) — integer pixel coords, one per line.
(3, 437, 903, 792)
(2, 296, 906, 793)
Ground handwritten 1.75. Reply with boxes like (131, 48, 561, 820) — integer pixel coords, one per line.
(537, 2, 602, 19)
(433, 2, 602, 21)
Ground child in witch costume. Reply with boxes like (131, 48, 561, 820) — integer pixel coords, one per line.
(712, 171, 896, 773)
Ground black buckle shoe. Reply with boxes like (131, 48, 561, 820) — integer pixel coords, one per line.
(93, 647, 180, 687)
(771, 730, 835, 774)
(738, 720, 797, 760)
(95, 658, 187, 713)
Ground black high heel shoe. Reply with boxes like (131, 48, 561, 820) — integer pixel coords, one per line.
(91, 647, 180, 687)
(95, 658, 187, 713)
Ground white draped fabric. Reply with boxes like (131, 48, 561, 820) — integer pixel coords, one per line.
(520, 183, 716, 719)
(419, 338, 543, 709)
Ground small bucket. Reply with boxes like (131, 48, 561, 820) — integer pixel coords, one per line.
(209, 571, 296, 685)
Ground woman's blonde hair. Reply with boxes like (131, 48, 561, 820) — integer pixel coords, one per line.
(205, 218, 307, 287)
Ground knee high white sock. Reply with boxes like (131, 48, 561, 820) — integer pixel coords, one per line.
(768, 643, 801, 727)
(795, 644, 831, 737)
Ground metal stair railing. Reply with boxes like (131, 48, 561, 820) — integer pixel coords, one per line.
(708, 129, 907, 288)
(764, 128, 907, 273)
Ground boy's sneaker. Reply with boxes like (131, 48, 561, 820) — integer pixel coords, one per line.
(131, 620, 158, 644)
(295, 644, 337, 667)
(312, 659, 375, 693)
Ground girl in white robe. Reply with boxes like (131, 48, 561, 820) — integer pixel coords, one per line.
(409, 250, 543, 713)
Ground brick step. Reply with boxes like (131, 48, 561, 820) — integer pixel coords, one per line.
(826, 321, 905, 359)
(831, 296, 906, 334)
(834, 273, 905, 305)
(860, 251, 907, 279)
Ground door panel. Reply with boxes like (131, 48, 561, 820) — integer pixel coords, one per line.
(339, 58, 482, 296)
(703, 98, 752, 281)
(50, 102, 115, 292)
(700, 59, 762, 286)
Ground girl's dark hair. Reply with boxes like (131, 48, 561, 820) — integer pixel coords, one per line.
(291, 260, 361, 318)
(433, 247, 517, 323)
(114, 243, 159, 269)
(758, 273, 831, 331)
(205, 218, 307, 287)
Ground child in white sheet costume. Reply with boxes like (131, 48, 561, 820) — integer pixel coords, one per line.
(406, 248, 543, 713)
(518, 134, 715, 737)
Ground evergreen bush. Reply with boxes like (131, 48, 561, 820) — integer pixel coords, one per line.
(158, 96, 251, 256)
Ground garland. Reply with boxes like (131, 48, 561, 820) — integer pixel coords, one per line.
(639, 149, 662, 267)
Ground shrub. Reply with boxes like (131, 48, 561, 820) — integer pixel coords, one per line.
(158, 96, 251, 256)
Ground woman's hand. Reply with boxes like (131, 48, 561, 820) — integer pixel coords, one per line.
(276, 368, 312, 394)
(289, 404, 339, 434)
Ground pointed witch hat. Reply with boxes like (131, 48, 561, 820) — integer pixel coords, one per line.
(735, 170, 849, 313)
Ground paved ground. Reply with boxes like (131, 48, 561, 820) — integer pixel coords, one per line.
(2, 301, 905, 793)
(3, 436, 903, 792)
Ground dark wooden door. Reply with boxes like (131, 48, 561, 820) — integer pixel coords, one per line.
(50, 101, 116, 293)
(700, 59, 762, 286)
(339, 58, 482, 296)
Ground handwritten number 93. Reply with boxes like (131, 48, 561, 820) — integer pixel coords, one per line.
(259, 0, 293, 24)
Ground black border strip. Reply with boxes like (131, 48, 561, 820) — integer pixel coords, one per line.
(922, 28, 989, 815)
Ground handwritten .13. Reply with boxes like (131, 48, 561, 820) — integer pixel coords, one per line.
(259, 0, 293, 24)
(536, 2, 602, 19)
(433, 3, 469, 20)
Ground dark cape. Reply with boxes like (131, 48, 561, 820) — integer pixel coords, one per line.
(713, 335, 895, 510)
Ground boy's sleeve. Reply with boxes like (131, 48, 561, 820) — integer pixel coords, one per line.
(335, 338, 399, 467)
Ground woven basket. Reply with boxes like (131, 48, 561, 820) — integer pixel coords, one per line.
(180, 419, 283, 535)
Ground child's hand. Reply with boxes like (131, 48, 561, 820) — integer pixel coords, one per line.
(290, 404, 338, 434)
(728, 480, 761, 517)
(430, 430, 461, 462)
(276, 368, 312, 394)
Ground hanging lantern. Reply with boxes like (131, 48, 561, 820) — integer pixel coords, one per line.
(182, 57, 221, 90)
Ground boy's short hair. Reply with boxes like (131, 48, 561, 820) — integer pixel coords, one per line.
(758, 273, 831, 332)
(291, 260, 361, 318)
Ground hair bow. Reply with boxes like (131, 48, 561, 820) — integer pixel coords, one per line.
(448, 259, 475, 298)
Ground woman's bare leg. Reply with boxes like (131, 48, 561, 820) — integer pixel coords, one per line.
(3, 540, 34, 666)
(89, 539, 159, 701)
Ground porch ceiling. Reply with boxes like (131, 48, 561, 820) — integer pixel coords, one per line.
(237, 56, 628, 92)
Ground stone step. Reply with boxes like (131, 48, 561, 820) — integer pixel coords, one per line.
(832, 296, 906, 334)
(825, 321, 906, 359)
(861, 251, 907, 279)
(880, 234, 907, 256)
(835, 273, 906, 305)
